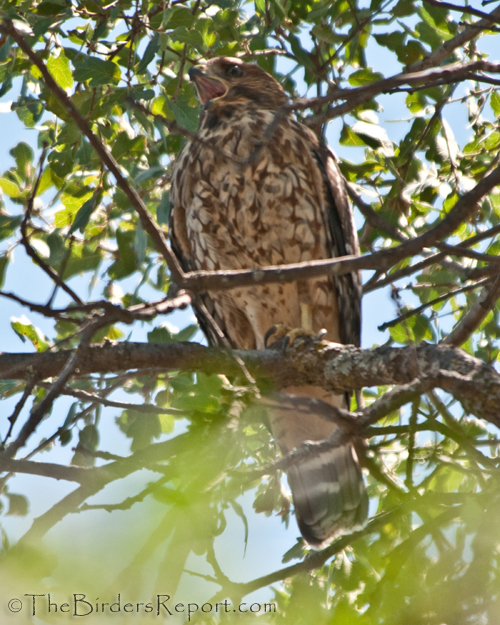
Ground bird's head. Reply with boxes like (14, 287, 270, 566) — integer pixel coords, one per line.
(188, 57, 289, 111)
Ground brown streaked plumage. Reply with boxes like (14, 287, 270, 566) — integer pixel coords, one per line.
(170, 56, 368, 548)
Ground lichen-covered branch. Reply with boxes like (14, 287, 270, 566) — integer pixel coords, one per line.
(1, 339, 499, 427)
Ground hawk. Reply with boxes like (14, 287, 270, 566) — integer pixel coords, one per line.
(169, 57, 368, 548)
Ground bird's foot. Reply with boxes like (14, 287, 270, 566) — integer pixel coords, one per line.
(264, 325, 327, 351)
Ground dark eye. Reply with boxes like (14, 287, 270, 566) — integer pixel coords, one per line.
(226, 65, 243, 78)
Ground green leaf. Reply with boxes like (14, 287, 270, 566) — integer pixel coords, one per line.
(147, 322, 197, 343)
(484, 131, 500, 151)
(172, 26, 205, 48)
(168, 96, 199, 133)
(117, 411, 161, 452)
(351, 121, 394, 155)
(406, 91, 427, 114)
(348, 68, 384, 86)
(254, 0, 265, 13)
(288, 34, 313, 71)
(137, 34, 160, 74)
(72, 424, 99, 466)
(73, 56, 121, 87)
(491, 91, 500, 118)
(69, 195, 98, 234)
(79, 424, 99, 451)
(388, 322, 412, 343)
(0, 253, 9, 288)
(165, 7, 195, 29)
(419, 5, 454, 40)
(10, 141, 34, 180)
(159, 413, 175, 434)
(62, 402, 79, 428)
(396, 39, 427, 65)
(177, 324, 198, 341)
(111, 132, 146, 161)
(157, 191, 170, 225)
(339, 124, 366, 147)
(0, 177, 22, 198)
(55, 191, 93, 228)
(59, 429, 73, 446)
(0, 214, 22, 241)
(11, 317, 51, 352)
(16, 98, 44, 127)
(116, 228, 137, 275)
(230, 500, 249, 554)
(47, 50, 74, 90)
(6, 493, 29, 516)
(374, 31, 406, 52)
(62, 241, 102, 279)
(48, 149, 74, 177)
(311, 24, 342, 45)
(173, 393, 219, 414)
(134, 165, 165, 184)
(134, 221, 147, 264)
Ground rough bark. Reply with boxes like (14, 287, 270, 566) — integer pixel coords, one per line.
(2, 338, 499, 426)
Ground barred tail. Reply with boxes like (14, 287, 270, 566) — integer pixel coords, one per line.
(288, 441, 368, 548)
(265, 392, 368, 548)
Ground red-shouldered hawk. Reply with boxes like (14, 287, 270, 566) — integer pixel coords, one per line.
(170, 57, 368, 548)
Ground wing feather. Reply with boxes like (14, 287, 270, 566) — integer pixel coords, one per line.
(313, 143, 361, 348)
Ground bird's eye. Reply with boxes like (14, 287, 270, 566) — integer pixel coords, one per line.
(225, 65, 243, 78)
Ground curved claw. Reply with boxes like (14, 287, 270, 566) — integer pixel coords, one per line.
(264, 325, 278, 348)
(264, 324, 292, 352)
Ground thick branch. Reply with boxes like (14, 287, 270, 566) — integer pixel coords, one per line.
(1, 340, 499, 427)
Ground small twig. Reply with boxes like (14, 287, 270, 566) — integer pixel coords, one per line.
(43, 385, 188, 416)
(173, 43, 188, 101)
(443, 274, 500, 347)
(427, 389, 496, 470)
(435, 241, 500, 264)
(0, 318, 104, 459)
(347, 185, 407, 243)
(46, 235, 77, 307)
(405, 399, 419, 489)
(1, 378, 36, 450)
(0, 458, 89, 483)
(359, 378, 433, 427)
(0, 290, 192, 324)
(79, 476, 171, 513)
(422, 0, 500, 22)
(20, 147, 83, 305)
(378, 277, 492, 331)
(365, 224, 500, 293)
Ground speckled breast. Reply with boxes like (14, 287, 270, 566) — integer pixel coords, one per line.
(171, 106, 332, 273)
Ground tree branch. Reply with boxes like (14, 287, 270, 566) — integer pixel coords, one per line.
(408, 4, 500, 73)
(1, 340, 499, 426)
(378, 277, 492, 331)
(442, 274, 500, 347)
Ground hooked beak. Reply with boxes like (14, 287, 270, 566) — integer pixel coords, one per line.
(188, 66, 227, 105)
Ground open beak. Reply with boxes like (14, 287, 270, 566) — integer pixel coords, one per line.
(188, 66, 227, 105)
